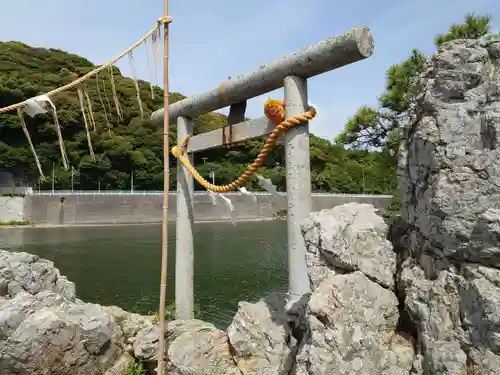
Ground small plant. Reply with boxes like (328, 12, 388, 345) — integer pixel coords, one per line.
(381, 195, 401, 221)
(0, 193, 25, 197)
(0, 220, 33, 226)
(151, 301, 176, 324)
(124, 359, 145, 375)
(273, 209, 287, 220)
(151, 301, 201, 324)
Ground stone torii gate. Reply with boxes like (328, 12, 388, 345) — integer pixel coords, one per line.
(151, 26, 374, 319)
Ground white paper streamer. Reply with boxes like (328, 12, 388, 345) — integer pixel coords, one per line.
(22, 95, 56, 117)
(238, 187, 257, 203)
(218, 193, 237, 225)
(208, 190, 217, 206)
(205, 189, 237, 224)
(256, 174, 287, 210)
(238, 187, 263, 216)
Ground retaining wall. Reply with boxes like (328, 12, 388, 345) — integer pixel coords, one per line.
(22, 192, 393, 225)
(0, 196, 25, 223)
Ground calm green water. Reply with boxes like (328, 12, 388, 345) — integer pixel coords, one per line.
(0, 222, 288, 328)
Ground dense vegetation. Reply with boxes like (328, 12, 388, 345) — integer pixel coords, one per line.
(0, 41, 396, 193)
(0, 13, 494, 194)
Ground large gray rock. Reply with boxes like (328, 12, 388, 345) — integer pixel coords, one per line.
(0, 291, 124, 375)
(0, 249, 150, 375)
(398, 37, 500, 375)
(293, 203, 416, 374)
(302, 203, 396, 290)
(133, 319, 215, 362)
(134, 319, 241, 375)
(398, 37, 500, 266)
(134, 296, 294, 375)
(0, 250, 75, 300)
(227, 293, 292, 375)
(295, 271, 414, 375)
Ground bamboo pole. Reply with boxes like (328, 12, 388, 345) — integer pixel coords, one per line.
(157, 0, 170, 373)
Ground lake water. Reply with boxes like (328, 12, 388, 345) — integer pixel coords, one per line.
(0, 221, 288, 328)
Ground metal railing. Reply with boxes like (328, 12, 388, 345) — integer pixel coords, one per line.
(150, 26, 375, 319)
(26, 190, 392, 198)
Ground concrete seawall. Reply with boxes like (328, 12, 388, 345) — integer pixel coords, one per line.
(20, 192, 393, 225)
(0, 196, 24, 223)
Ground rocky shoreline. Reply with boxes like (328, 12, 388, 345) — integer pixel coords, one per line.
(0, 203, 416, 375)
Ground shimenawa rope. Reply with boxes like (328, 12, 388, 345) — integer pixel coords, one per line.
(0, 16, 172, 114)
(171, 101, 316, 193)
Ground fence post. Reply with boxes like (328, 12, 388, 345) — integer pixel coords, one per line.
(175, 116, 195, 319)
(283, 76, 312, 303)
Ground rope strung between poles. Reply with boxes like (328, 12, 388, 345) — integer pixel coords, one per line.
(0, 16, 172, 115)
(171, 99, 317, 193)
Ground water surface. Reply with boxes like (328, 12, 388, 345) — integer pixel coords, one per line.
(0, 221, 288, 328)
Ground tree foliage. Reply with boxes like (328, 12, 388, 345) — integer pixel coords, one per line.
(0, 41, 396, 194)
(434, 13, 495, 46)
(336, 13, 496, 155)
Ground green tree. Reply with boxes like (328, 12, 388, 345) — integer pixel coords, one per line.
(435, 13, 495, 46)
(336, 13, 496, 154)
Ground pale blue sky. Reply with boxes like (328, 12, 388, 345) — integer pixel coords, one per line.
(0, 0, 498, 140)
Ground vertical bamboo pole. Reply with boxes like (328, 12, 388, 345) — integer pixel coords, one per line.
(157, 0, 170, 373)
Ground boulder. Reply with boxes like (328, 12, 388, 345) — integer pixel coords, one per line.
(227, 293, 292, 375)
(295, 271, 414, 375)
(398, 37, 500, 266)
(0, 250, 151, 375)
(0, 250, 75, 300)
(134, 319, 240, 375)
(0, 291, 124, 375)
(302, 202, 396, 289)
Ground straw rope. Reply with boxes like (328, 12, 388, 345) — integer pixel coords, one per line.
(77, 87, 96, 160)
(171, 101, 317, 192)
(0, 16, 172, 115)
(16, 108, 46, 180)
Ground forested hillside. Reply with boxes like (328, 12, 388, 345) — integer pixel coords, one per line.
(0, 41, 396, 193)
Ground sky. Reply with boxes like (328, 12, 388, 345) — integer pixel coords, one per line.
(0, 0, 499, 141)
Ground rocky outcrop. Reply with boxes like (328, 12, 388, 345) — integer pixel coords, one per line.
(399, 36, 500, 267)
(134, 320, 242, 375)
(397, 36, 500, 374)
(129, 203, 417, 375)
(227, 294, 293, 375)
(133, 295, 294, 375)
(295, 203, 416, 375)
(0, 250, 75, 300)
(301, 202, 396, 290)
(0, 250, 152, 375)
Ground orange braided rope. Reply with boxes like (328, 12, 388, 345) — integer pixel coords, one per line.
(171, 99, 316, 193)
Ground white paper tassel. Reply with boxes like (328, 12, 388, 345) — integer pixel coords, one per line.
(256, 174, 287, 210)
(22, 95, 55, 117)
(218, 193, 237, 225)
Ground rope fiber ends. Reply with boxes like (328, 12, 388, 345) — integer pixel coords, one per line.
(158, 16, 173, 25)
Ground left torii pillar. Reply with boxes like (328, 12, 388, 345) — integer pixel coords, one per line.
(175, 115, 195, 319)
